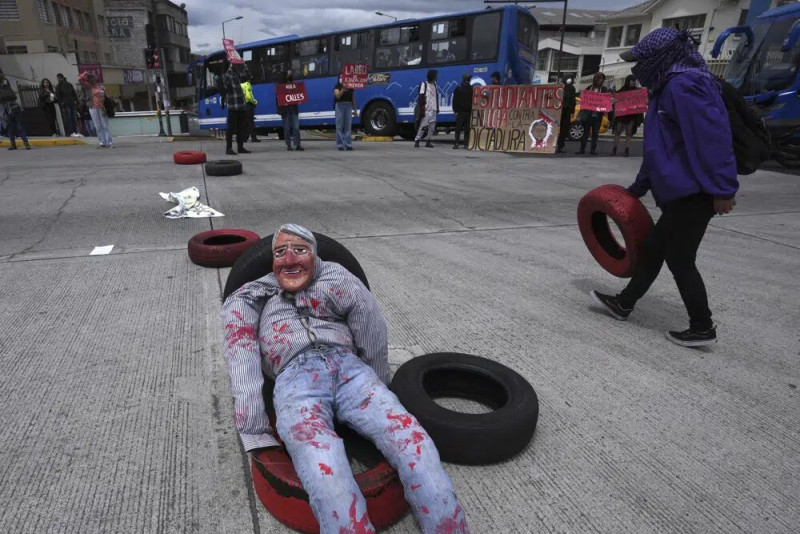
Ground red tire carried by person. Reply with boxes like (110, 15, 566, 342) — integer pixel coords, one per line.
(577, 184, 653, 278)
(187, 229, 259, 268)
(173, 150, 207, 164)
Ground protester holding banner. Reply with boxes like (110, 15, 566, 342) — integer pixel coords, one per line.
(452, 73, 473, 149)
(414, 69, 439, 148)
(278, 70, 304, 151)
(556, 77, 576, 153)
(333, 75, 357, 151)
(590, 28, 738, 347)
(611, 75, 641, 157)
(222, 62, 250, 155)
(577, 72, 609, 155)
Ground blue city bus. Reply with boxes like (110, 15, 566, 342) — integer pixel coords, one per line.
(195, 5, 539, 138)
(712, 2, 800, 164)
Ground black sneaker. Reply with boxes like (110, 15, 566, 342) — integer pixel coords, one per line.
(590, 290, 632, 321)
(425, 141, 434, 148)
(238, 147, 251, 154)
(225, 149, 237, 155)
(414, 141, 420, 148)
(295, 146, 305, 151)
(453, 144, 460, 149)
(346, 147, 353, 151)
(286, 146, 293, 151)
(665, 325, 717, 347)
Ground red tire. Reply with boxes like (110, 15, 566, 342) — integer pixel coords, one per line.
(187, 229, 259, 268)
(251, 450, 407, 533)
(577, 184, 653, 278)
(173, 150, 207, 164)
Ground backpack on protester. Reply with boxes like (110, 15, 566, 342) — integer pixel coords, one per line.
(103, 95, 116, 118)
(717, 77, 771, 175)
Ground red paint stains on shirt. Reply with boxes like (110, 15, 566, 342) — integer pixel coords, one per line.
(234, 407, 248, 427)
(359, 392, 375, 410)
(421, 506, 430, 515)
(411, 484, 421, 491)
(434, 504, 468, 534)
(338, 493, 374, 534)
(225, 321, 258, 350)
(319, 463, 333, 475)
(310, 298, 322, 310)
(408, 462, 416, 470)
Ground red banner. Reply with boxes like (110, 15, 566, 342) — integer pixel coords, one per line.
(78, 64, 103, 83)
(614, 88, 649, 116)
(580, 90, 612, 113)
(222, 38, 245, 64)
(341, 63, 368, 89)
(276, 82, 308, 106)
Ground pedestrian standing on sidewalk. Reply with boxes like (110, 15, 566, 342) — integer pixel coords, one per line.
(611, 75, 641, 157)
(556, 76, 576, 153)
(278, 70, 303, 151)
(0, 69, 31, 150)
(39, 78, 59, 136)
(78, 72, 113, 148)
(241, 72, 260, 143)
(414, 69, 439, 148)
(56, 73, 80, 137)
(333, 75, 357, 151)
(577, 72, 608, 155)
(590, 28, 739, 347)
(452, 73, 472, 149)
(222, 62, 250, 155)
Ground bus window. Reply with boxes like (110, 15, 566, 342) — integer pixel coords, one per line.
(250, 45, 288, 83)
(471, 12, 501, 61)
(332, 32, 372, 73)
(292, 38, 330, 78)
(517, 12, 538, 52)
(376, 24, 422, 68)
(202, 55, 226, 98)
(428, 18, 467, 64)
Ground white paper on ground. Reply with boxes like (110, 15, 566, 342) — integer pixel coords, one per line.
(90, 245, 114, 255)
(159, 186, 224, 218)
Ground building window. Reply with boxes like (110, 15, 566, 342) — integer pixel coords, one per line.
(552, 50, 579, 72)
(76, 9, 85, 30)
(62, 5, 72, 27)
(37, 0, 51, 23)
(624, 24, 642, 47)
(47, 45, 59, 52)
(7, 45, 29, 54)
(52, 2, 61, 25)
(97, 15, 105, 35)
(536, 50, 549, 71)
(105, 52, 112, 63)
(0, 0, 20, 20)
(84, 12, 91, 33)
(607, 26, 623, 48)
(662, 14, 707, 31)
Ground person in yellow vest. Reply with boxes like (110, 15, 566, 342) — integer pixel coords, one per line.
(241, 73, 260, 143)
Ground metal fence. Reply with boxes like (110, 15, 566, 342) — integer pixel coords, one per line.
(15, 82, 40, 109)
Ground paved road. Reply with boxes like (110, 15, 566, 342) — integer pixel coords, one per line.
(0, 134, 798, 533)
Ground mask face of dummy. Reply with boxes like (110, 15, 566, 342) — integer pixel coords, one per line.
(272, 232, 315, 292)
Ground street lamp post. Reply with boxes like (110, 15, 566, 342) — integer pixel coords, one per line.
(375, 12, 397, 22)
(222, 16, 243, 40)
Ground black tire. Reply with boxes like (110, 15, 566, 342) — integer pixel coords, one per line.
(390, 352, 539, 465)
(568, 121, 584, 142)
(363, 101, 397, 137)
(223, 232, 370, 300)
(205, 159, 243, 176)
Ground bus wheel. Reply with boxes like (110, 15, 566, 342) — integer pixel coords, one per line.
(364, 101, 397, 137)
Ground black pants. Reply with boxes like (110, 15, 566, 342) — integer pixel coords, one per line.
(226, 109, 247, 150)
(618, 194, 715, 330)
(246, 104, 258, 141)
(454, 111, 470, 145)
(580, 115, 602, 152)
(557, 107, 572, 150)
(43, 104, 58, 135)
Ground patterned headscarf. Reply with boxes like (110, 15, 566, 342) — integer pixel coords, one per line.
(272, 223, 317, 255)
(629, 28, 709, 92)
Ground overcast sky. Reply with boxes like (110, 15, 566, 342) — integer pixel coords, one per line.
(185, 0, 642, 54)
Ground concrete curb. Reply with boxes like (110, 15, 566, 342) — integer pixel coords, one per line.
(0, 138, 86, 147)
(361, 136, 394, 142)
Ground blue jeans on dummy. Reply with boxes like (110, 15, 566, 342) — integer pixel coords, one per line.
(273, 346, 468, 533)
(335, 102, 353, 149)
(282, 107, 301, 148)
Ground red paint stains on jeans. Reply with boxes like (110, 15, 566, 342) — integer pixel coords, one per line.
(411, 484, 421, 491)
(386, 411, 414, 432)
(434, 504, 468, 534)
(421, 506, 430, 514)
(319, 463, 333, 475)
(359, 392, 375, 410)
(333, 510, 339, 520)
(338, 493, 374, 534)
(289, 403, 339, 451)
(408, 462, 416, 470)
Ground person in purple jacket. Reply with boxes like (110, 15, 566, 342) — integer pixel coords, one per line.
(590, 28, 739, 347)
